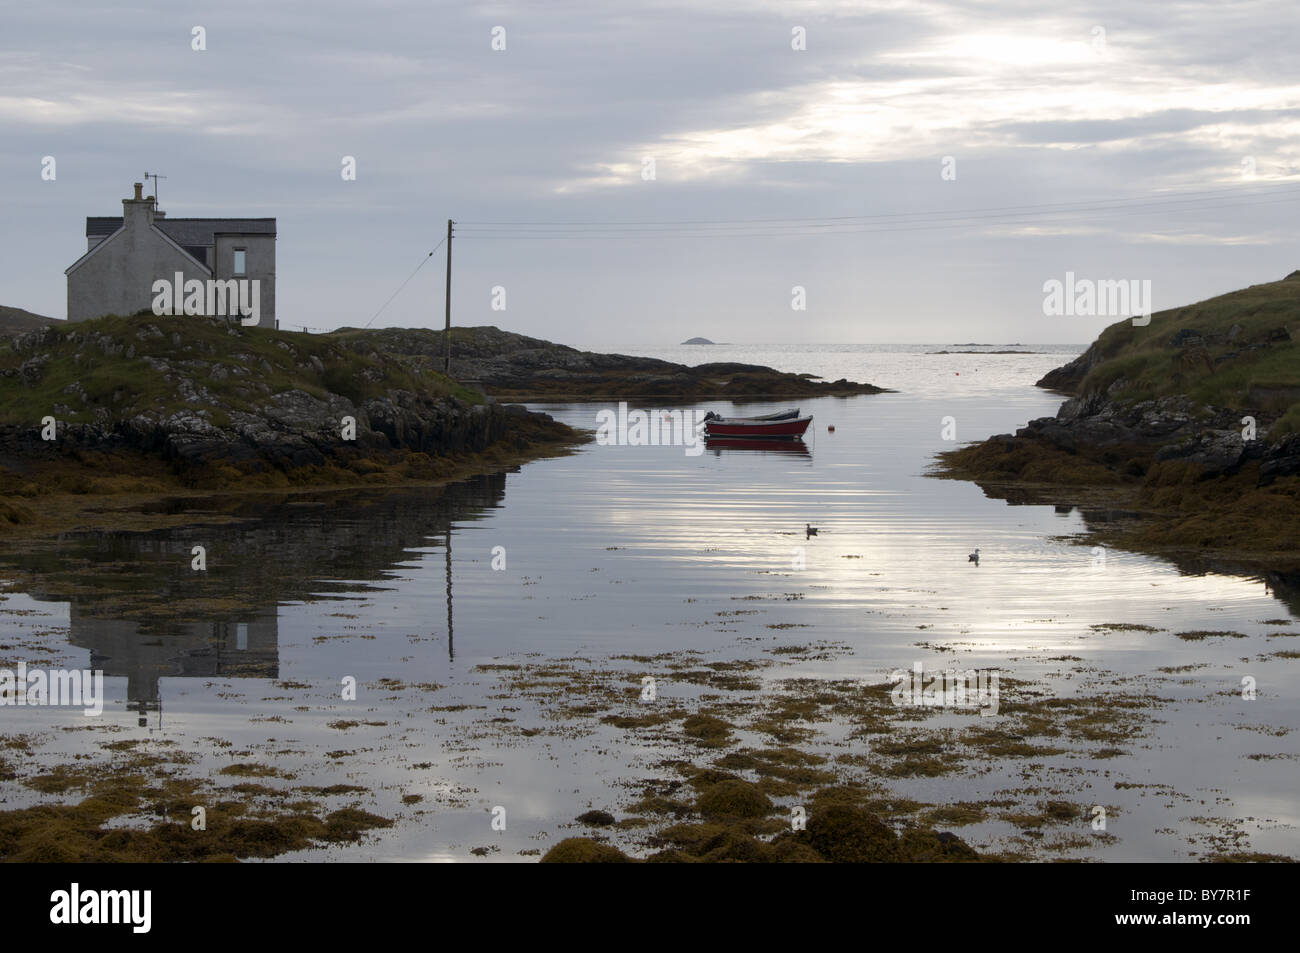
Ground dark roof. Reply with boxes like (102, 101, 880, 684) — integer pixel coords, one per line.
(87, 217, 123, 237)
(85, 217, 277, 243)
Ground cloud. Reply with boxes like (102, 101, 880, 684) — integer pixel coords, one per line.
(2, 0, 1297, 343)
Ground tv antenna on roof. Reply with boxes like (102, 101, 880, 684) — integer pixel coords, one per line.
(143, 171, 167, 206)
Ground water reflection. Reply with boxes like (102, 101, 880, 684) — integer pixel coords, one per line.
(69, 609, 279, 728)
(0, 374, 1296, 861)
(978, 487, 1300, 617)
(705, 437, 811, 456)
(0, 473, 508, 717)
(444, 526, 454, 661)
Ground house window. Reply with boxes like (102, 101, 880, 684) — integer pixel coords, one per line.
(233, 249, 246, 275)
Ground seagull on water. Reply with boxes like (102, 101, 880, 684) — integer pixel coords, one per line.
(968, 548, 980, 565)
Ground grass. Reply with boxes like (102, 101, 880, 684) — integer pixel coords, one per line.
(929, 277, 1300, 568)
(0, 311, 482, 428)
(1071, 271, 1300, 434)
(0, 312, 586, 533)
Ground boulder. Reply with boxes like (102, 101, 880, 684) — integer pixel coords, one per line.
(806, 804, 901, 862)
(1259, 433, 1300, 486)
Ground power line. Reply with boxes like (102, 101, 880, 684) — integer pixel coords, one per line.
(460, 180, 1300, 225)
(454, 181, 1300, 238)
(363, 237, 446, 328)
(348, 181, 1292, 331)
(454, 188, 1300, 240)
(457, 187, 1300, 232)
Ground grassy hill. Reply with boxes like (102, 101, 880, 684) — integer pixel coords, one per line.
(0, 311, 478, 429)
(936, 271, 1300, 573)
(0, 313, 579, 531)
(1038, 270, 1300, 435)
(0, 305, 58, 336)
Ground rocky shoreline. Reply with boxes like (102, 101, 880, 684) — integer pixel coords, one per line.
(934, 272, 1300, 576)
(0, 315, 585, 534)
(1, 315, 887, 537)
(0, 395, 568, 477)
(333, 325, 888, 400)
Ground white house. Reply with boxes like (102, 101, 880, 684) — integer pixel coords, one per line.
(65, 183, 276, 327)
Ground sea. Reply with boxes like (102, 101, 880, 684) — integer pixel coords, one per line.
(0, 342, 1296, 862)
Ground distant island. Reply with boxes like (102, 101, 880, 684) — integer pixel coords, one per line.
(681, 337, 718, 345)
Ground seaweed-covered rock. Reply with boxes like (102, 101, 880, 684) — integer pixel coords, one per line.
(682, 714, 734, 746)
(644, 849, 700, 863)
(806, 804, 901, 862)
(694, 828, 771, 862)
(694, 780, 773, 819)
(898, 828, 981, 862)
(539, 837, 634, 863)
(1260, 433, 1300, 486)
(1152, 429, 1252, 477)
(766, 832, 829, 863)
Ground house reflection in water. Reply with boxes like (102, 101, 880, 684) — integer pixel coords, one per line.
(66, 604, 279, 727)
(5, 472, 511, 726)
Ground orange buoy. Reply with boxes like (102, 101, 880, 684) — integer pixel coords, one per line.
(827, 425, 835, 432)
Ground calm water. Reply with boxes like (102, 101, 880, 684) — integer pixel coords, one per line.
(1, 343, 1296, 861)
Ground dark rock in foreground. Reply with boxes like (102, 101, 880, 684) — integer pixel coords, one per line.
(539, 803, 982, 863)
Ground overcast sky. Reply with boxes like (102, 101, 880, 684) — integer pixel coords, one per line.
(4, 0, 1298, 347)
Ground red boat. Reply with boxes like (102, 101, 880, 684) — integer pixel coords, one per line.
(702, 412, 813, 438)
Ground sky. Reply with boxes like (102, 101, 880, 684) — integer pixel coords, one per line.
(3, 0, 1298, 348)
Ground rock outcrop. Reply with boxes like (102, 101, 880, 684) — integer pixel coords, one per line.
(0, 314, 577, 483)
(1009, 272, 1300, 482)
(936, 271, 1300, 573)
(993, 393, 1297, 484)
(333, 325, 886, 399)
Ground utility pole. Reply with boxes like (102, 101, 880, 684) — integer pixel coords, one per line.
(444, 219, 454, 374)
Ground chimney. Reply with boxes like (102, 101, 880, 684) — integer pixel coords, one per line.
(123, 182, 155, 231)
